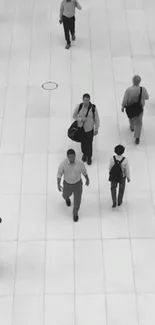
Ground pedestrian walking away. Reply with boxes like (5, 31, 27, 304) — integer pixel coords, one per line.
(121, 75, 149, 144)
(59, 0, 82, 49)
(57, 149, 90, 222)
(109, 145, 130, 208)
(73, 93, 100, 165)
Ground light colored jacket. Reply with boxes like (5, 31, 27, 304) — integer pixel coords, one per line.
(73, 103, 100, 132)
(59, 0, 81, 19)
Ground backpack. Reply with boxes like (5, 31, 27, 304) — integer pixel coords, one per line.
(78, 103, 95, 120)
(109, 156, 125, 183)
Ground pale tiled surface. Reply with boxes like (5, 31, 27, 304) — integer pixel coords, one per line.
(0, 0, 155, 324)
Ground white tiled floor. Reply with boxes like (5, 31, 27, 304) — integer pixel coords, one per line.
(0, 0, 155, 324)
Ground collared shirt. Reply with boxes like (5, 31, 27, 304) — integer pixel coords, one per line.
(57, 158, 87, 184)
(122, 85, 149, 108)
(73, 103, 100, 132)
(109, 155, 130, 180)
(59, 0, 81, 19)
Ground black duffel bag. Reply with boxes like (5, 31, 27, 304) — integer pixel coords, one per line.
(125, 87, 143, 119)
(68, 103, 92, 142)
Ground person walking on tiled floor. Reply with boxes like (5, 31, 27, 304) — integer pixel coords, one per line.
(57, 149, 90, 222)
(59, 0, 82, 49)
(121, 75, 149, 145)
(109, 145, 130, 208)
(73, 93, 100, 165)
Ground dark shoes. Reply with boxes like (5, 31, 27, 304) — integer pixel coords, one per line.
(112, 203, 116, 208)
(0, 217, 2, 223)
(87, 158, 92, 165)
(112, 201, 122, 208)
(135, 138, 140, 144)
(65, 43, 71, 49)
(66, 198, 71, 207)
(82, 154, 87, 162)
(73, 213, 79, 222)
(72, 34, 76, 41)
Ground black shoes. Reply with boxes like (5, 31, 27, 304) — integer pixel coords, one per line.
(82, 155, 87, 162)
(73, 214, 79, 222)
(87, 158, 92, 165)
(112, 201, 122, 208)
(112, 203, 116, 208)
(0, 217, 2, 223)
(65, 43, 71, 49)
(66, 198, 71, 207)
(135, 138, 140, 144)
(72, 34, 76, 41)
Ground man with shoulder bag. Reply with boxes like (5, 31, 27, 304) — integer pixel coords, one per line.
(72, 93, 100, 165)
(121, 75, 149, 144)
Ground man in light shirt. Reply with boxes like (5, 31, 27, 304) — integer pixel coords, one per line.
(59, 0, 82, 49)
(73, 93, 100, 165)
(57, 149, 90, 222)
(121, 75, 149, 144)
(109, 145, 130, 208)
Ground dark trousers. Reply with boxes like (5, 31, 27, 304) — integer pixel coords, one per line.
(81, 129, 94, 159)
(62, 15, 75, 44)
(110, 177, 126, 204)
(62, 179, 83, 215)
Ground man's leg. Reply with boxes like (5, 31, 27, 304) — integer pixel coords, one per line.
(134, 112, 143, 142)
(62, 181, 72, 205)
(69, 16, 75, 39)
(111, 182, 117, 207)
(85, 130, 94, 164)
(129, 118, 134, 131)
(62, 15, 71, 45)
(81, 132, 87, 161)
(118, 178, 126, 205)
(73, 180, 83, 220)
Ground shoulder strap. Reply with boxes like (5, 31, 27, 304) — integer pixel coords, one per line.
(92, 104, 95, 120)
(113, 156, 125, 164)
(78, 103, 83, 114)
(138, 87, 142, 103)
(78, 103, 96, 120)
(120, 157, 125, 164)
(85, 103, 92, 118)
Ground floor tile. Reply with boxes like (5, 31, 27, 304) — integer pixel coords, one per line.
(22, 154, 47, 193)
(106, 294, 138, 325)
(45, 295, 74, 325)
(75, 295, 106, 325)
(132, 239, 155, 292)
(103, 239, 134, 293)
(12, 296, 43, 325)
(45, 241, 74, 294)
(0, 155, 22, 194)
(25, 118, 49, 153)
(15, 241, 45, 294)
(75, 240, 104, 293)
(0, 242, 17, 295)
(0, 297, 13, 325)
(19, 195, 46, 240)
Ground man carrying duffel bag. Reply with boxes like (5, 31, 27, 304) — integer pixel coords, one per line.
(68, 93, 100, 165)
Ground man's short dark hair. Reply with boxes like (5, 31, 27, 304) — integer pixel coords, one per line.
(114, 145, 125, 155)
(67, 149, 76, 156)
(83, 93, 90, 100)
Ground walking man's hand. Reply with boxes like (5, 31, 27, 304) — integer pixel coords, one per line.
(59, 20, 62, 24)
(58, 185, 63, 191)
(85, 179, 89, 186)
